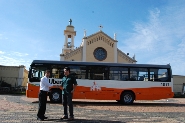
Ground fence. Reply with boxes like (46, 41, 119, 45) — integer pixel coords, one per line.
(0, 77, 28, 87)
(0, 86, 27, 93)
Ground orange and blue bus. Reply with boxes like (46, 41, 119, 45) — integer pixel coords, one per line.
(26, 60, 174, 104)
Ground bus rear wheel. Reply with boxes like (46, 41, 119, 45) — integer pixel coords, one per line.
(120, 91, 134, 104)
(49, 89, 62, 103)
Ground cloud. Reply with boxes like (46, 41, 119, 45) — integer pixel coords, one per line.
(119, 3, 185, 75)
(0, 55, 29, 66)
(0, 33, 9, 40)
(148, 38, 185, 75)
(0, 51, 5, 54)
(11, 51, 29, 57)
(0, 51, 31, 69)
(0, 34, 2, 40)
(122, 8, 176, 54)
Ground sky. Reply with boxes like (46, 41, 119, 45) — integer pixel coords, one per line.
(0, 0, 185, 75)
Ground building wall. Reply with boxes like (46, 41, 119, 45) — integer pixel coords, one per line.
(117, 50, 133, 63)
(22, 68, 29, 86)
(0, 66, 19, 77)
(0, 65, 28, 87)
(118, 55, 129, 63)
(86, 35, 115, 62)
(173, 75, 185, 93)
(61, 30, 136, 63)
(18, 66, 24, 86)
(64, 47, 83, 61)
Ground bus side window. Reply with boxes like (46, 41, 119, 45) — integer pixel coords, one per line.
(130, 76, 136, 81)
(139, 76, 144, 81)
(125, 75, 129, 81)
(52, 68, 60, 78)
(130, 68, 148, 81)
(109, 67, 129, 81)
(149, 68, 169, 82)
(68, 66, 87, 79)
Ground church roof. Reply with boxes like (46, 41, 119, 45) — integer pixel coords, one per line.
(84, 30, 117, 42)
(82, 30, 136, 62)
(117, 49, 137, 62)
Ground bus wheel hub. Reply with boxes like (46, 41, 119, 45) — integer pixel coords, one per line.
(124, 94, 132, 102)
(53, 93, 59, 100)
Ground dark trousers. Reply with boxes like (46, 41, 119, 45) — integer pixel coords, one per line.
(37, 90, 47, 118)
(62, 93, 74, 117)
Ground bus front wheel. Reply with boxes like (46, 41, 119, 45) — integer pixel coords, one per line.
(120, 91, 135, 104)
(49, 89, 62, 103)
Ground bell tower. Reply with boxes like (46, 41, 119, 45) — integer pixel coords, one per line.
(60, 19, 76, 61)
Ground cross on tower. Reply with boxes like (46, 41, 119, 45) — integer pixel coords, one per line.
(69, 19, 72, 25)
(99, 25, 103, 31)
(84, 29, 86, 37)
(114, 33, 117, 40)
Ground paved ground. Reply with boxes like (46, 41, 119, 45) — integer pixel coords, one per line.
(0, 95, 185, 123)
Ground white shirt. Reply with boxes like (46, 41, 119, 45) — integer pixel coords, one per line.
(40, 76, 53, 91)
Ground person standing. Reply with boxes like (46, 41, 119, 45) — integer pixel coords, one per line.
(60, 67, 77, 121)
(37, 70, 53, 121)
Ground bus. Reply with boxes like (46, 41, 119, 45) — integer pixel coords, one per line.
(26, 60, 174, 104)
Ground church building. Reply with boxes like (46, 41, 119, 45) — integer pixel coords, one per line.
(60, 19, 137, 64)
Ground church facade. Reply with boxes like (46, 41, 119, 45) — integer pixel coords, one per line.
(60, 20, 137, 64)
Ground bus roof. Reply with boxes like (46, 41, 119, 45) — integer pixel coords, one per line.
(31, 60, 171, 68)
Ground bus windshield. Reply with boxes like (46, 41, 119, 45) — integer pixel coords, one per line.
(28, 66, 47, 82)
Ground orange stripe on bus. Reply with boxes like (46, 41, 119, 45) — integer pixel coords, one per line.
(26, 83, 174, 100)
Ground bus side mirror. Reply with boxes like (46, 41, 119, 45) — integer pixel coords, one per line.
(28, 67, 32, 78)
(28, 70, 32, 78)
(28, 74, 31, 78)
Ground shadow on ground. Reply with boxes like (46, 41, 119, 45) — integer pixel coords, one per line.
(31, 100, 185, 107)
(44, 118, 124, 123)
(0, 93, 25, 96)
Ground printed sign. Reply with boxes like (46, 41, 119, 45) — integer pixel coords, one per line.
(90, 81, 101, 91)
